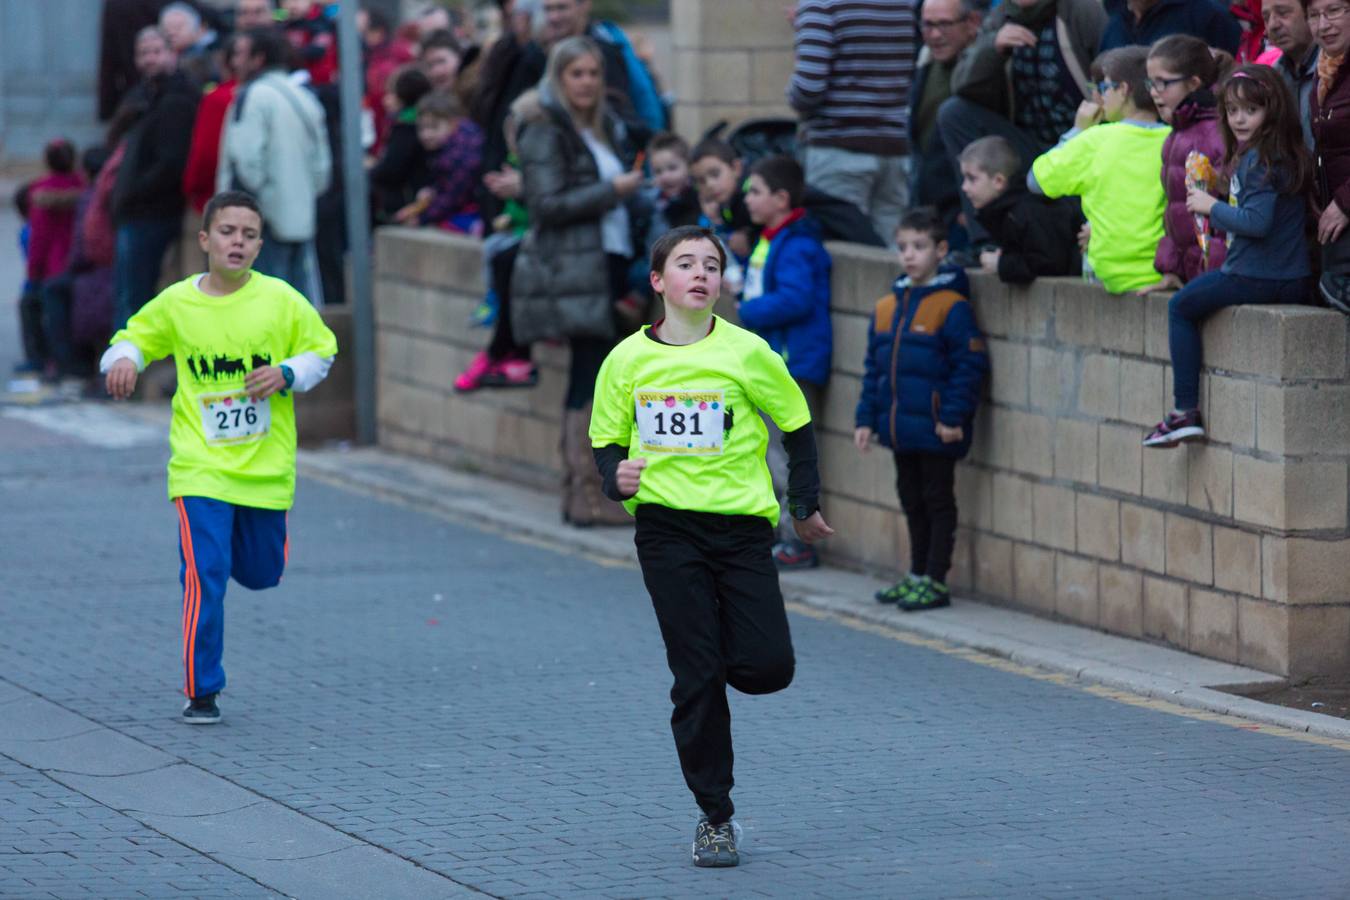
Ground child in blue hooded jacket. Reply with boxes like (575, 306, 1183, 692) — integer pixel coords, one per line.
(737, 154, 833, 570)
(855, 207, 988, 611)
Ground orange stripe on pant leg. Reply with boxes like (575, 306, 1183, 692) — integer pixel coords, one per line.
(176, 500, 192, 695)
(176, 500, 193, 648)
(176, 499, 202, 698)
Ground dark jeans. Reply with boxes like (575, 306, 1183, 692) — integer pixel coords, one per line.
(315, 190, 346, 305)
(634, 505, 796, 826)
(486, 239, 530, 361)
(1168, 271, 1312, 410)
(894, 451, 958, 583)
(254, 225, 315, 300)
(40, 274, 94, 378)
(564, 253, 629, 410)
(18, 281, 45, 370)
(114, 216, 182, 329)
(937, 97, 1049, 246)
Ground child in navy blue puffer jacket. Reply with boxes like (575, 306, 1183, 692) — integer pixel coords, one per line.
(855, 207, 988, 611)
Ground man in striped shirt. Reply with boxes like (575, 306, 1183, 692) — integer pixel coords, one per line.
(788, 0, 919, 243)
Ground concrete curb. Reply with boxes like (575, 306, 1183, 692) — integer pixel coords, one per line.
(299, 446, 1350, 743)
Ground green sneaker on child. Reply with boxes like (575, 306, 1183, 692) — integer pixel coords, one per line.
(875, 573, 922, 605)
(900, 577, 951, 612)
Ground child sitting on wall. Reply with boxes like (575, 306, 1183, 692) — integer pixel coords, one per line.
(1029, 46, 1170, 294)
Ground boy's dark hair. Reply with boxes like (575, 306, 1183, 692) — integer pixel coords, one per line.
(749, 154, 805, 208)
(896, 206, 947, 245)
(365, 7, 391, 35)
(243, 26, 288, 71)
(1097, 45, 1155, 113)
(689, 137, 738, 167)
(647, 130, 690, 160)
(958, 135, 1020, 180)
(420, 28, 461, 56)
(202, 190, 263, 230)
(649, 225, 728, 278)
(44, 139, 77, 175)
(14, 182, 32, 220)
(392, 64, 433, 110)
(82, 145, 110, 179)
(416, 91, 464, 121)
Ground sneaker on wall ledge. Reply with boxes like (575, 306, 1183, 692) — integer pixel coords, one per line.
(1142, 410, 1205, 449)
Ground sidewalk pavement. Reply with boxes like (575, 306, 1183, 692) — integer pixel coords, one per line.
(296, 443, 1350, 742)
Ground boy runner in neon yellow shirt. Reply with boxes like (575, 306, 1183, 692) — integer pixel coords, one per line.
(102, 190, 338, 724)
(590, 225, 833, 868)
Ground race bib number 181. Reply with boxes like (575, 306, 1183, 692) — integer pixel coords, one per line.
(635, 390, 724, 454)
(199, 391, 270, 445)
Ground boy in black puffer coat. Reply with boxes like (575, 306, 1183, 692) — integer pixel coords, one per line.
(855, 207, 988, 611)
(960, 136, 1082, 285)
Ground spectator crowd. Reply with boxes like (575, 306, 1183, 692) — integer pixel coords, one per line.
(10, 0, 1350, 583)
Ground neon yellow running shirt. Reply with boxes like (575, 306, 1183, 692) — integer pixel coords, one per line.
(1031, 121, 1170, 294)
(110, 272, 338, 510)
(590, 316, 811, 523)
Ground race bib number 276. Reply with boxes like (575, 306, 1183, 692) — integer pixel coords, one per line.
(635, 390, 724, 454)
(199, 391, 270, 445)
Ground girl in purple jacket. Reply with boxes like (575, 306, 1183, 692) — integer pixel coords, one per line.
(1141, 35, 1232, 295)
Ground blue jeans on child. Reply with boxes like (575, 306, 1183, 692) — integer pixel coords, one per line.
(175, 496, 288, 699)
(1168, 271, 1312, 410)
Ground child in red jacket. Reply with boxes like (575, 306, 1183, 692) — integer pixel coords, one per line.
(23, 139, 84, 377)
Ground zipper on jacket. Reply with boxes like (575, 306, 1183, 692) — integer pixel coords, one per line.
(888, 288, 909, 448)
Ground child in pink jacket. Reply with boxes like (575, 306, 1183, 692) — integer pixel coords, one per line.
(1142, 35, 1231, 294)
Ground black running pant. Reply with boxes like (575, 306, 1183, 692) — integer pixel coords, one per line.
(634, 505, 796, 826)
(894, 452, 958, 583)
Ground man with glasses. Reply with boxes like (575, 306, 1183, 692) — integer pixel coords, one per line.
(788, 0, 918, 243)
(1099, 0, 1241, 54)
(910, 0, 984, 243)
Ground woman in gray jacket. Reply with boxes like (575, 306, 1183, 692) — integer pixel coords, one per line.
(511, 36, 642, 526)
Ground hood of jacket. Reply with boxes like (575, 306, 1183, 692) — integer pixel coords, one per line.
(893, 263, 971, 299)
(1170, 89, 1218, 131)
(974, 184, 1027, 228)
(1006, 0, 1057, 28)
(512, 84, 630, 157)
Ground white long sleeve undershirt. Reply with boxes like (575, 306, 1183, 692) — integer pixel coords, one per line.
(99, 342, 333, 392)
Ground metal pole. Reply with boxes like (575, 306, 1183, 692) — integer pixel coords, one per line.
(336, 0, 377, 445)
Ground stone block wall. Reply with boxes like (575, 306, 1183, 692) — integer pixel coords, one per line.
(373, 228, 570, 489)
(373, 227, 1350, 679)
(670, 0, 796, 141)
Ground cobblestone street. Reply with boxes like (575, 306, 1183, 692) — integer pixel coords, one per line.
(4, 408, 1350, 898)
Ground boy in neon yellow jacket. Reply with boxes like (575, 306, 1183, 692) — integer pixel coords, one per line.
(1030, 46, 1169, 294)
(102, 190, 337, 724)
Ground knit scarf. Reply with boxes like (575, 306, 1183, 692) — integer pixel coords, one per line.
(1319, 50, 1345, 105)
(1006, 0, 1056, 28)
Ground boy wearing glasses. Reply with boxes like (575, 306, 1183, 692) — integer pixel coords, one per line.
(1028, 46, 1170, 293)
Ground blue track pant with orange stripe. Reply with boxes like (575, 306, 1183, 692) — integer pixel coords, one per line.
(175, 496, 288, 699)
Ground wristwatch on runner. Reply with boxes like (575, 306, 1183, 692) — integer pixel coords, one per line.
(790, 503, 818, 521)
